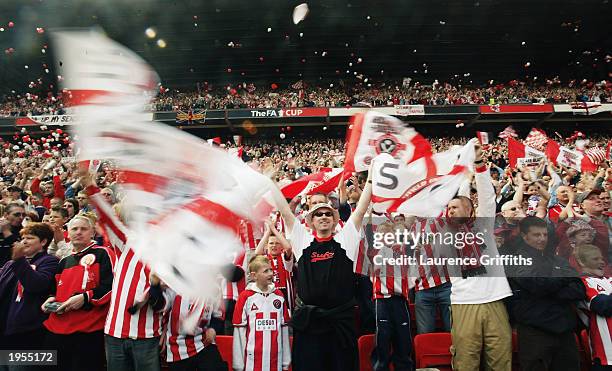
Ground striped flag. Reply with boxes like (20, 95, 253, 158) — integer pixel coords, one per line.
(585, 147, 607, 165)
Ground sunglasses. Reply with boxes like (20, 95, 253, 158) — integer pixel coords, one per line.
(11, 212, 25, 217)
(314, 211, 333, 218)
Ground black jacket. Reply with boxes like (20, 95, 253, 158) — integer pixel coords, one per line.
(507, 239, 586, 334)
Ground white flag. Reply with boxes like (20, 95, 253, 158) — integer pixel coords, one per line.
(344, 111, 432, 173)
(371, 139, 476, 217)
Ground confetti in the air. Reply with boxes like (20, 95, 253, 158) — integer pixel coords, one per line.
(292, 3, 310, 25)
(145, 27, 156, 38)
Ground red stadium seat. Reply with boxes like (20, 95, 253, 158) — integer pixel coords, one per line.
(511, 330, 520, 371)
(413, 332, 452, 371)
(358, 334, 376, 371)
(216, 335, 233, 371)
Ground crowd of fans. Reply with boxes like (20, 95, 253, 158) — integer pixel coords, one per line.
(1, 79, 610, 116)
(0, 126, 610, 371)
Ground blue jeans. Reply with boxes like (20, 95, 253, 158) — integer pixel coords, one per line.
(371, 296, 414, 371)
(414, 282, 451, 334)
(104, 335, 161, 371)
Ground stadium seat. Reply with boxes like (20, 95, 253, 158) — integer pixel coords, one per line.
(216, 335, 233, 371)
(358, 334, 376, 371)
(413, 332, 452, 371)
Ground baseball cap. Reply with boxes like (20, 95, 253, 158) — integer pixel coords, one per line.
(576, 189, 602, 204)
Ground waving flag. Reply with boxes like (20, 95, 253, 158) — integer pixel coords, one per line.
(498, 126, 518, 139)
(344, 111, 432, 173)
(546, 140, 598, 172)
(51, 30, 159, 106)
(57, 30, 274, 301)
(280, 168, 344, 199)
(507, 137, 544, 169)
(371, 139, 476, 217)
(585, 147, 607, 165)
(523, 128, 548, 152)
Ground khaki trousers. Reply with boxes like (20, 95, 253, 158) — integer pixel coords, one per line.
(450, 300, 512, 371)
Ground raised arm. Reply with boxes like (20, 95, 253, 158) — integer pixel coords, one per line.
(348, 171, 372, 231)
(254, 221, 271, 255)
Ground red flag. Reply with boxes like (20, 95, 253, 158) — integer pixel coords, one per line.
(545, 139, 561, 165)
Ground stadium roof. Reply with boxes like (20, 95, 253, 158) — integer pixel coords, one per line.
(0, 0, 610, 94)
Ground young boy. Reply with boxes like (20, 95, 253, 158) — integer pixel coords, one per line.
(232, 255, 290, 371)
(575, 244, 612, 370)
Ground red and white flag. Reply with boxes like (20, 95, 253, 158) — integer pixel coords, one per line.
(344, 111, 432, 173)
(476, 131, 491, 145)
(498, 126, 518, 139)
(280, 168, 344, 199)
(523, 128, 548, 152)
(50, 31, 159, 106)
(571, 102, 604, 115)
(60, 30, 275, 301)
(507, 137, 544, 169)
(371, 139, 476, 217)
(585, 147, 607, 165)
(546, 140, 598, 172)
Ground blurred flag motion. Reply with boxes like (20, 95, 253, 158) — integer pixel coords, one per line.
(53, 30, 274, 301)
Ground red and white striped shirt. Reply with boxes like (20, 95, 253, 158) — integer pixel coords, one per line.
(232, 283, 291, 371)
(87, 186, 164, 339)
(578, 275, 612, 366)
(410, 218, 451, 291)
(163, 291, 222, 362)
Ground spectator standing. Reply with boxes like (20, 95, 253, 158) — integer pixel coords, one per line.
(507, 216, 586, 371)
(446, 143, 513, 371)
(232, 256, 291, 371)
(575, 244, 612, 371)
(0, 204, 26, 266)
(0, 223, 58, 361)
(42, 215, 114, 371)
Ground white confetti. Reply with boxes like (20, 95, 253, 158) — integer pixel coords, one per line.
(292, 3, 310, 25)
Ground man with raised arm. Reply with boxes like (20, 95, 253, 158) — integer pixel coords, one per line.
(447, 142, 514, 371)
(269, 169, 372, 371)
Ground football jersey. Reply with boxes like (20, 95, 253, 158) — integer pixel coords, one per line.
(232, 283, 290, 371)
(578, 275, 612, 366)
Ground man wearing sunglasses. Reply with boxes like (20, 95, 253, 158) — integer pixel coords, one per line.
(0, 203, 26, 266)
(269, 169, 372, 371)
